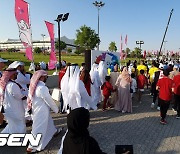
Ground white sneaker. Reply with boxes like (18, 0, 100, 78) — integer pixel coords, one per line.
(151, 103, 155, 108)
(122, 110, 125, 113)
(157, 107, 160, 111)
(176, 116, 180, 119)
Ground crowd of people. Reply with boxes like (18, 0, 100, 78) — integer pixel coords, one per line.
(0, 56, 179, 153)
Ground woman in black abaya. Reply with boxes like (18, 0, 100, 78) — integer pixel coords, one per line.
(58, 107, 106, 154)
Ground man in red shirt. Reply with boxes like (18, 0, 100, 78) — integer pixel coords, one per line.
(172, 69, 180, 119)
(137, 70, 147, 103)
(156, 69, 173, 124)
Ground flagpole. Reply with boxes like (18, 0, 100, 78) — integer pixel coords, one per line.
(27, 1, 35, 72)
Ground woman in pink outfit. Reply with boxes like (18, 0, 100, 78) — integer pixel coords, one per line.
(115, 66, 132, 113)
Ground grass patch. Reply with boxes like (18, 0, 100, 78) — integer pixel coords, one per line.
(0, 52, 142, 74)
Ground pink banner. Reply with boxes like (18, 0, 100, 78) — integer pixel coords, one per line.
(45, 21, 57, 70)
(15, 0, 33, 60)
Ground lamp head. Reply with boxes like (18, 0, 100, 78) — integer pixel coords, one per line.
(55, 14, 63, 22)
(62, 13, 69, 22)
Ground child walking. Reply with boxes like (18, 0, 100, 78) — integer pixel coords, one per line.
(137, 70, 147, 103)
(101, 76, 116, 111)
(130, 73, 137, 98)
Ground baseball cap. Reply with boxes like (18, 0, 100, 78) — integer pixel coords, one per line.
(0, 58, 8, 63)
(173, 64, 179, 69)
(8, 61, 24, 69)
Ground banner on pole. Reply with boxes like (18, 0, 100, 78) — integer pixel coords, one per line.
(45, 21, 57, 70)
(15, 0, 33, 60)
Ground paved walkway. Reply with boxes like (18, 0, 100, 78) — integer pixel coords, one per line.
(1, 90, 180, 154)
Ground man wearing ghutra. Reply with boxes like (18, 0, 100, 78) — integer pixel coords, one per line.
(8, 61, 31, 122)
(26, 70, 62, 153)
(0, 68, 26, 134)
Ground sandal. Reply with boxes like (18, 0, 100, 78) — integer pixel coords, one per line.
(26, 148, 37, 153)
(53, 127, 64, 137)
(102, 108, 107, 112)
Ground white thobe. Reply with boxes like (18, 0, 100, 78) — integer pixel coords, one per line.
(29, 81, 58, 151)
(69, 80, 97, 110)
(1, 81, 26, 134)
(90, 71, 102, 106)
(16, 70, 31, 120)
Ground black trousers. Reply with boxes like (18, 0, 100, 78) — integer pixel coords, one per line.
(159, 98, 170, 120)
(60, 93, 64, 113)
(152, 82, 160, 106)
(174, 94, 180, 116)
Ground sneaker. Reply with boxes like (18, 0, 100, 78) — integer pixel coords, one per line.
(139, 101, 142, 104)
(151, 103, 155, 108)
(157, 106, 160, 111)
(122, 110, 126, 113)
(176, 116, 180, 119)
(160, 119, 167, 125)
(172, 108, 177, 113)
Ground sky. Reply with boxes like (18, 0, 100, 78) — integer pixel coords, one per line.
(0, 0, 180, 52)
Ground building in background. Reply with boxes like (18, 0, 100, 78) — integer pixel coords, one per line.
(0, 36, 76, 53)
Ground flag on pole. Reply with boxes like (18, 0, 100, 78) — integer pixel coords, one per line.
(45, 21, 57, 70)
(120, 35, 123, 60)
(15, 0, 33, 60)
(143, 50, 146, 59)
(125, 34, 128, 46)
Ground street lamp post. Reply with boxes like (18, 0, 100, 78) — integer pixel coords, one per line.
(41, 34, 46, 51)
(55, 13, 69, 70)
(136, 41, 144, 63)
(93, 1, 105, 51)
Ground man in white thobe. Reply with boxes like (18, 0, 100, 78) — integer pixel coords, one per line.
(90, 63, 102, 106)
(68, 66, 97, 110)
(26, 70, 61, 153)
(0, 68, 26, 134)
(8, 61, 31, 121)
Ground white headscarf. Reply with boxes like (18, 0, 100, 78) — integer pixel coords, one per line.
(68, 66, 81, 109)
(61, 66, 70, 111)
(98, 61, 107, 84)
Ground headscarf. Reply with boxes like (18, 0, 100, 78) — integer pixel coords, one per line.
(27, 70, 48, 109)
(121, 66, 131, 83)
(0, 68, 17, 103)
(68, 66, 81, 109)
(63, 107, 90, 154)
(98, 61, 107, 84)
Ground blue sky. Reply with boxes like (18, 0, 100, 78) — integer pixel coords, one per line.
(0, 0, 180, 52)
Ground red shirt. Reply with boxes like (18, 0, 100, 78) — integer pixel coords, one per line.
(157, 77, 173, 101)
(102, 81, 114, 96)
(137, 74, 147, 89)
(173, 74, 180, 95)
(59, 68, 66, 88)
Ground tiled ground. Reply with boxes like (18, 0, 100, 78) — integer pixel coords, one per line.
(1, 90, 180, 154)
